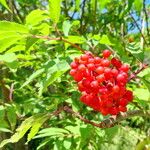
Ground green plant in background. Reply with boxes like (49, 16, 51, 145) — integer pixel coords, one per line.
(0, 0, 150, 150)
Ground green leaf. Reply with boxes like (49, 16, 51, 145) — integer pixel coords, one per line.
(75, 0, 80, 10)
(65, 125, 80, 136)
(134, 0, 142, 12)
(67, 36, 86, 44)
(0, 53, 17, 63)
(62, 21, 72, 36)
(99, 0, 111, 10)
(63, 139, 72, 149)
(34, 127, 69, 139)
(90, 0, 96, 11)
(49, 0, 62, 24)
(0, 116, 34, 148)
(0, 114, 47, 148)
(126, 42, 142, 54)
(39, 59, 70, 95)
(7, 45, 25, 53)
(0, 0, 11, 11)
(105, 126, 119, 140)
(126, 42, 144, 61)
(138, 68, 150, 78)
(37, 138, 51, 150)
(0, 36, 23, 53)
(27, 115, 49, 142)
(25, 37, 39, 50)
(127, 0, 134, 11)
(0, 128, 12, 133)
(6, 105, 17, 131)
(21, 68, 45, 88)
(142, 79, 150, 93)
(26, 9, 49, 26)
(134, 88, 150, 101)
(0, 21, 28, 33)
(99, 35, 113, 45)
(0, 53, 19, 69)
(0, 21, 28, 52)
(6, 61, 19, 69)
(136, 137, 150, 150)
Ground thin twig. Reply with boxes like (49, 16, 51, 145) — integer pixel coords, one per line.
(61, 38, 85, 53)
(9, 83, 14, 102)
(128, 63, 148, 81)
(32, 35, 85, 53)
(143, 0, 150, 37)
(129, 12, 147, 45)
(80, 0, 87, 33)
(12, 0, 23, 23)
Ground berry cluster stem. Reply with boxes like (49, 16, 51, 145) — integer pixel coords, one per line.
(49, 105, 150, 129)
(128, 64, 148, 81)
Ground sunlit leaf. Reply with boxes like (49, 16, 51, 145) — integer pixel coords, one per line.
(62, 21, 72, 36)
(0, 0, 11, 11)
(26, 9, 49, 26)
(99, 35, 113, 45)
(49, 0, 62, 24)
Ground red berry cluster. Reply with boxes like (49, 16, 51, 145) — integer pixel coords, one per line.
(69, 50, 133, 116)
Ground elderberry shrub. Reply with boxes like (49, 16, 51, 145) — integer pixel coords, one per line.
(70, 50, 133, 116)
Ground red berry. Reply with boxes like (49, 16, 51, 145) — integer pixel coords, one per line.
(88, 58, 95, 63)
(85, 51, 93, 57)
(90, 81, 99, 88)
(70, 62, 78, 69)
(102, 50, 111, 58)
(74, 73, 83, 82)
(83, 70, 90, 77)
(78, 64, 86, 71)
(101, 59, 111, 67)
(119, 106, 127, 112)
(78, 81, 85, 91)
(82, 79, 91, 88)
(101, 108, 109, 116)
(120, 64, 130, 72)
(69, 69, 76, 76)
(111, 68, 118, 76)
(119, 98, 128, 106)
(79, 60, 87, 65)
(99, 87, 108, 94)
(112, 85, 120, 93)
(110, 107, 118, 115)
(117, 74, 125, 82)
(124, 90, 133, 101)
(111, 58, 122, 68)
(104, 68, 112, 79)
(87, 63, 95, 71)
(81, 54, 89, 61)
(95, 66, 104, 74)
(94, 57, 102, 64)
(96, 74, 105, 83)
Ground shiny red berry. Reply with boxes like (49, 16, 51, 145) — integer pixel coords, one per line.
(102, 50, 111, 58)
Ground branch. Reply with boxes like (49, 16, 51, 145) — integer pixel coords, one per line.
(128, 63, 148, 81)
(143, 0, 150, 37)
(129, 12, 147, 45)
(50, 105, 150, 129)
(12, 0, 23, 23)
(80, 0, 87, 33)
(32, 35, 85, 53)
(9, 83, 14, 102)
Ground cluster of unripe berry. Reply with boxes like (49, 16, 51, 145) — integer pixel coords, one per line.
(70, 50, 133, 116)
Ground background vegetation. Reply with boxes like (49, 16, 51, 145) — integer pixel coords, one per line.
(0, 0, 150, 149)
